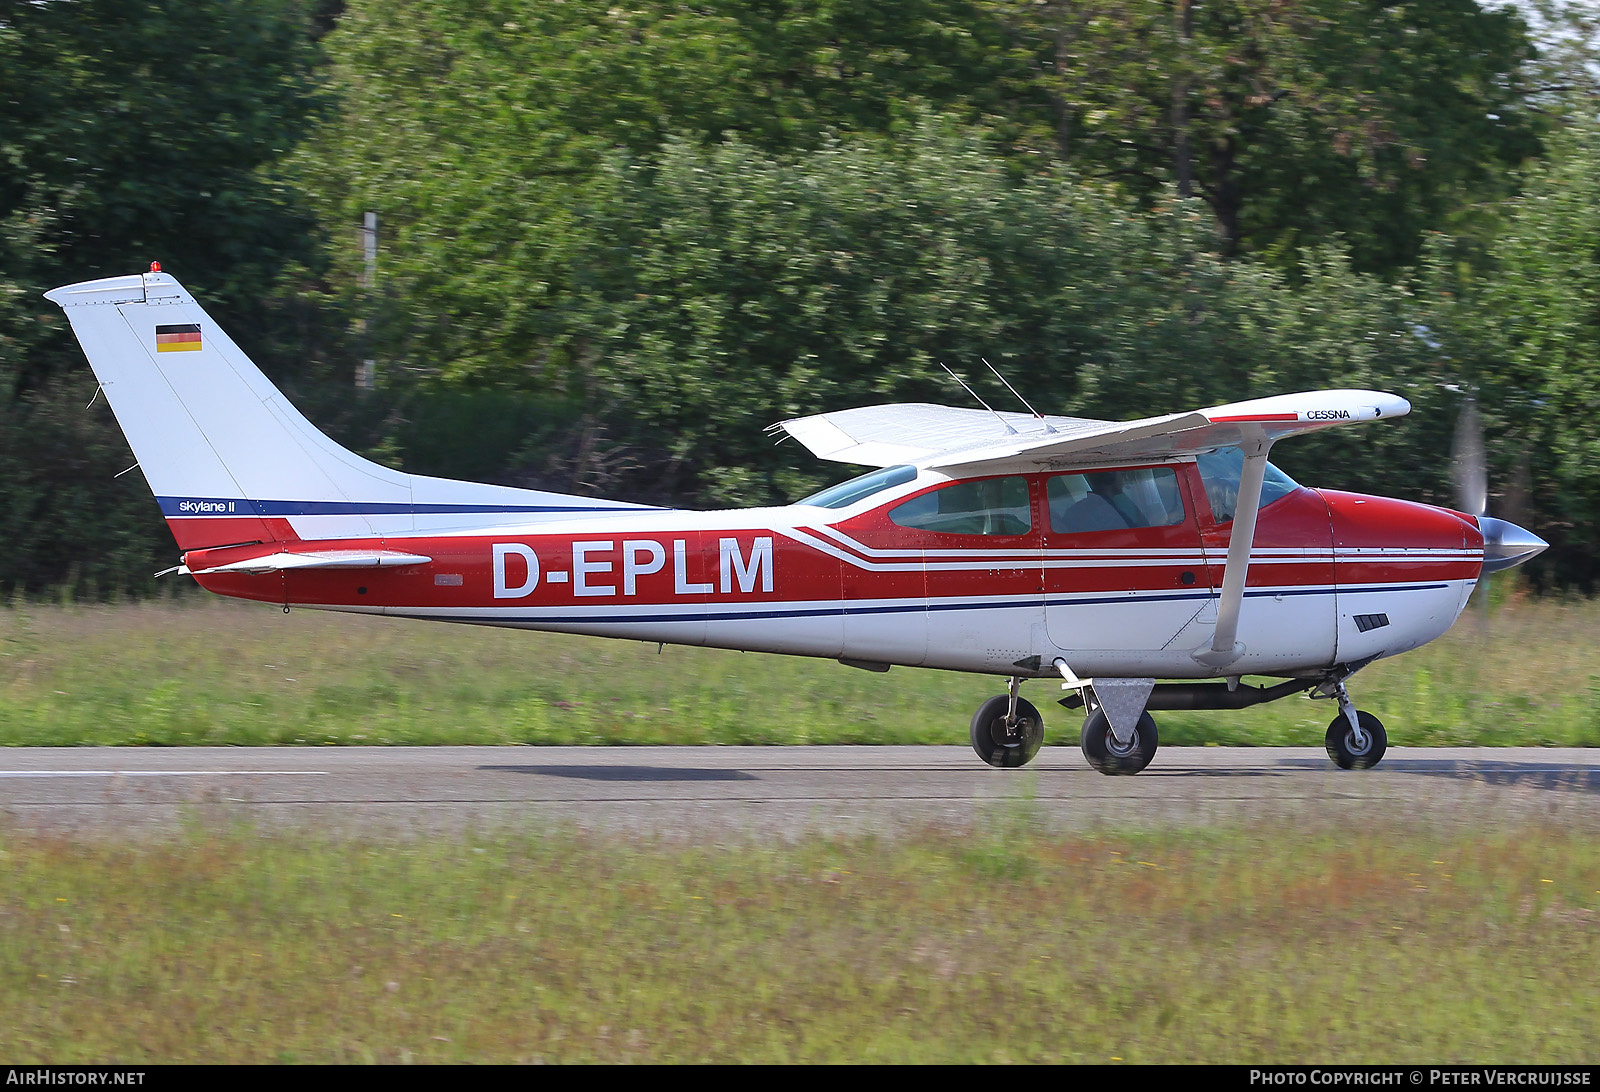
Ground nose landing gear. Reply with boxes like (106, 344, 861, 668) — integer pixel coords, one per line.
(1319, 678, 1388, 770)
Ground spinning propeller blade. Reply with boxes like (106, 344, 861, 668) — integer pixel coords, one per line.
(1450, 396, 1487, 519)
(1449, 393, 1549, 589)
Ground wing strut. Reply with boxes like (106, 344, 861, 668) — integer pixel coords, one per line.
(1193, 426, 1271, 669)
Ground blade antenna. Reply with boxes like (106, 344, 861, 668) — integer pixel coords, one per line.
(983, 358, 1056, 434)
(939, 362, 1016, 435)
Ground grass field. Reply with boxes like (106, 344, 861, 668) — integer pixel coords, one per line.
(1, 820, 1596, 1063)
(1, 592, 1596, 748)
(3, 595, 1596, 1063)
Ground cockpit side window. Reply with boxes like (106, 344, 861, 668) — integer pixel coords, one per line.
(889, 476, 1032, 536)
(1046, 467, 1185, 534)
(1194, 447, 1300, 524)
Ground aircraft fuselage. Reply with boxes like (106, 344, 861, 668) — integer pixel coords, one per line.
(185, 464, 1481, 681)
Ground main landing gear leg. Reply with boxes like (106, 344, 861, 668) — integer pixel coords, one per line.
(1322, 679, 1387, 770)
(970, 676, 1044, 768)
(1078, 679, 1160, 776)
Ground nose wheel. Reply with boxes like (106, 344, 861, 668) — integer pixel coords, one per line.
(1325, 710, 1387, 769)
(1319, 677, 1388, 770)
(970, 691, 1045, 768)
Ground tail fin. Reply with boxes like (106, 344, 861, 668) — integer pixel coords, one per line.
(46, 269, 655, 551)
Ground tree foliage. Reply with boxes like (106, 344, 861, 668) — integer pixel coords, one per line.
(296, 0, 1004, 387)
(566, 128, 1131, 503)
(0, 0, 328, 596)
(1454, 116, 1600, 588)
(0, 0, 327, 377)
(981, 0, 1541, 274)
(561, 129, 1463, 510)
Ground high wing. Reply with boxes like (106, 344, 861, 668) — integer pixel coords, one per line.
(775, 390, 1411, 471)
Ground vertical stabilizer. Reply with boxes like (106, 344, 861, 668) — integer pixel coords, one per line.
(45, 270, 656, 551)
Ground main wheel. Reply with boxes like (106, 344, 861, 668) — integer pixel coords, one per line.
(970, 695, 1045, 768)
(1080, 708, 1159, 775)
(1325, 711, 1387, 770)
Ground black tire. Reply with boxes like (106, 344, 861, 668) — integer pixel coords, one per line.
(1080, 707, 1159, 775)
(1325, 711, 1387, 770)
(970, 695, 1045, 768)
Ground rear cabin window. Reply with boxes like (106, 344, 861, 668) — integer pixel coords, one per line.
(796, 464, 918, 509)
(1047, 468, 1185, 534)
(889, 477, 1032, 537)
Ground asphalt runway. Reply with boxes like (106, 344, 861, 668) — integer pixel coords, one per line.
(0, 745, 1596, 839)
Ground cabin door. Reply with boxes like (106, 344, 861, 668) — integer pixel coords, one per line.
(1042, 464, 1217, 670)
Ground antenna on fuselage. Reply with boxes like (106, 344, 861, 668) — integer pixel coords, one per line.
(982, 358, 1057, 434)
(939, 362, 1017, 435)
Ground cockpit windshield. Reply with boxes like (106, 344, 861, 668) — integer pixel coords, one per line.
(1194, 447, 1300, 523)
(795, 464, 918, 509)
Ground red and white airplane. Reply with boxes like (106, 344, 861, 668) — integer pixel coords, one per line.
(47, 268, 1548, 773)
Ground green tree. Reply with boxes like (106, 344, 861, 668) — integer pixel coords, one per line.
(981, 0, 1541, 275)
(506, 124, 1463, 512)
(1065, 197, 1463, 512)
(0, 0, 329, 596)
(0, 0, 328, 381)
(565, 126, 1137, 503)
(297, 0, 1005, 391)
(1456, 116, 1600, 588)
(1519, 0, 1600, 111)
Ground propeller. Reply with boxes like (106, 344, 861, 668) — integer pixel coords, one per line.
(1448, 392, 1548, 579)
(1450, 396, 1486, 521)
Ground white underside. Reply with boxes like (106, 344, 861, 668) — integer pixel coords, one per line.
(332, 577, 1473, 679)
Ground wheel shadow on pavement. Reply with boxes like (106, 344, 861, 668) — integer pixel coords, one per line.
(1270, 758, 1600, 794)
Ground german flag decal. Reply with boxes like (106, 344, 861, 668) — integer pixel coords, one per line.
(155, 323, 202, 353)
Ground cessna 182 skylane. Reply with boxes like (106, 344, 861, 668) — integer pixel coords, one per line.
(47, 268, 1549, 774)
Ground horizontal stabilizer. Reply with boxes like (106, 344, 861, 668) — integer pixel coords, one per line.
(193, 549, 433, 575)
